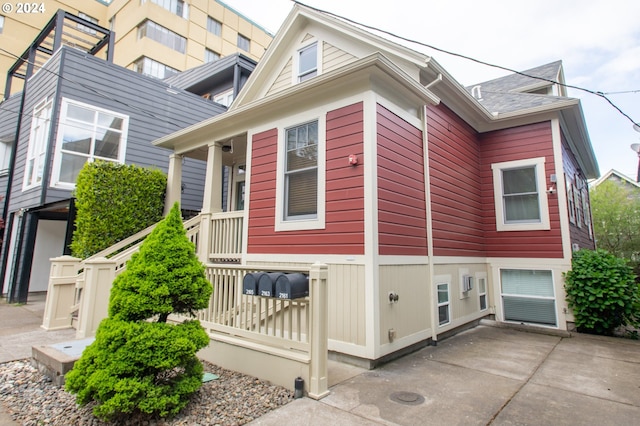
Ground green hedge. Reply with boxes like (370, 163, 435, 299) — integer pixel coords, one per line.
(71, 161, 166, 259)
(565, 249, 640, 335)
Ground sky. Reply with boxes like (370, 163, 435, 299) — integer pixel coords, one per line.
(223, 0, 640, 180)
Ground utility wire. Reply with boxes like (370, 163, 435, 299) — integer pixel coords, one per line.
(294, 1, 639, 126)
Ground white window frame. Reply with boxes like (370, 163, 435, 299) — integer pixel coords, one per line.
(437, 282, 450, 326)
(476, 272, 488, 312)
(274, 113, 326, 232)
(297, 42, 318, 82)
(213, 89, 233, 107)
(0, 15, 5, 34)
(500, 268, 557, 327)
(51, 98, 129, 189)
(566, 175, 575, 224)
(23, 97, 53, 190)
(491, 157, 550, 231)
(293, 40, 321, 85)
(0, 140, 11, 176)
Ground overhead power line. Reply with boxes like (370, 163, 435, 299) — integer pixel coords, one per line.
(295, 1, 639, 127)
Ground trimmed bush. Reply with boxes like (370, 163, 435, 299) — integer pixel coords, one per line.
(564, 249, 640, 335)
(65, 203, 213, 421)
(71, 161, 166, 259)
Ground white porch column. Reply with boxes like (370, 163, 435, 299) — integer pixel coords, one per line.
(308, 262, 329, 400)
(202, 143, 223, 214)
(198, 143, 223, 261)
(165, 153, 183, 215)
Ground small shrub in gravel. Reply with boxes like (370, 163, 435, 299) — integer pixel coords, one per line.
(65, 203, 213, 421)
(0, 359, 294, 425)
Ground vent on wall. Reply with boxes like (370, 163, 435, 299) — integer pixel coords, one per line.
(572, 243, 580, 252)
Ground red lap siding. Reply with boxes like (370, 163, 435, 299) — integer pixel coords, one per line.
(377, 104, 427, 255)
(480, 121, 563, 258)
(247, 102, 365, 255)
(427, 104, 484, 257)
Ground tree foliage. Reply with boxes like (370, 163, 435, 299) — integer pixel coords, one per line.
(71, 161, 166, 259)
(65, 203, 213, 421)
(565, 249, 640, 335)
(590, 179, 640, 275)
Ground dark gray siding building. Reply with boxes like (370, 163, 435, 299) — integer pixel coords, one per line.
(1, 46, 255, 302)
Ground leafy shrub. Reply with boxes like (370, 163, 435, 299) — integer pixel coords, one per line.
(71, 161, 166, 259)
(564, 249, 640, 335)
(65, 203, 213, 421)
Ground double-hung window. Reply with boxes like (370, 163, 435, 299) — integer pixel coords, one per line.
(24, 98, 52, 189)
(492, 157, 550, 231)
(478, 275, 487, 311)
(285, 121, 318, 220)
(52, 99, 128, 188)
(437, 282, 450, 326)
(298, 42, 318, 82)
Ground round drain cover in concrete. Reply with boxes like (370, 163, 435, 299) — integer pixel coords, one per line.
(390, 391, 425, 405)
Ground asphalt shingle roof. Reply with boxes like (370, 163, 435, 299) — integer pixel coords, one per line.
(465, 60, 574, 114)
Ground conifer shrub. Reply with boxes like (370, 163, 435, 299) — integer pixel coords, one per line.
(564, 249, 640, 335)
(71, 161, 166, 259)
(65, 203, 213, 421)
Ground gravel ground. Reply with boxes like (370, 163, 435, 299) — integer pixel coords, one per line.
(0, 359, 294, 425)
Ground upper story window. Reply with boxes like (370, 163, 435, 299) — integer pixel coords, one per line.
(237, 33, 250, 52)
(133, 56, 179, 79)
(0, 140, 11, 176)
(491, 157, 550, 231)
(207, 17, 222, 36)
(213, 89, 233, 107)
(138, 20, 186, 54)
(77, 12, 98, 35)
(142, 0, 188, 18)
(205, 48, 220, 63)
(24, 97, 53, 189)
(298, 42, 318, 82)
(0, 15, 5, 34)
(52, 98, 128, 188)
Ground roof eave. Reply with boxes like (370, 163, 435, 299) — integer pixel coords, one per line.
(155, 53, 438, 152)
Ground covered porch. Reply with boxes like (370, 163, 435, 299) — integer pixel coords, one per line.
(164, 131, 249, 264)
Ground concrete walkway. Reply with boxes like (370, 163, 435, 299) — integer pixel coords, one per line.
(251, 324, 640, 425)
(2, 294, 640, 425)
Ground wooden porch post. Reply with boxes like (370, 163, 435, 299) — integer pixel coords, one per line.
(165, 153, 183, 215)
(198, 143, 223, 261)
(308, 262, 329, 399)
(42, 255, 81, 330)
(76, 257, 116, 339)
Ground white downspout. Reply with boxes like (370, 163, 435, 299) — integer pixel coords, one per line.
(422, 73, 442, 345)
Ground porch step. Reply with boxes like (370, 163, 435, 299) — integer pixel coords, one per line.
(31, 338, 94, 386)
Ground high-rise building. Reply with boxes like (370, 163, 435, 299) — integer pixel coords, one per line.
(0, 0, 273, 98)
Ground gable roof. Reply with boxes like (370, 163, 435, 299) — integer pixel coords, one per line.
(590, 169, 640, 189)
(155, 3, 599, 178)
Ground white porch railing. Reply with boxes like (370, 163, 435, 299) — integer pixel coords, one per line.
(171, 263, 328, 398)
(41, 211, 330, 398)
